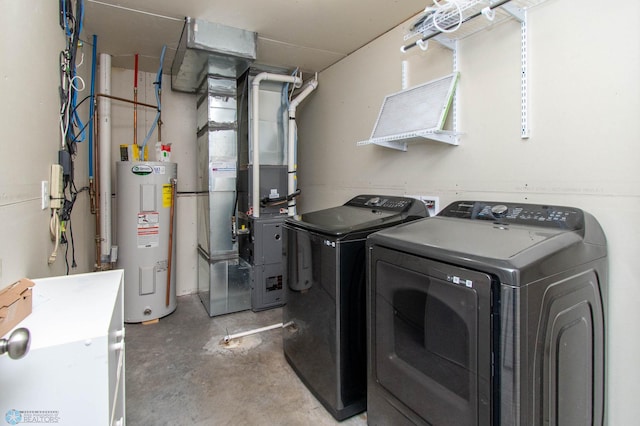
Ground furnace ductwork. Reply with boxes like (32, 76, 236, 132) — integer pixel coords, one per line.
(171, 17, 257, 93)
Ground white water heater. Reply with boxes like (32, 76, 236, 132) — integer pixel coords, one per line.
(116, 161, 178, 322)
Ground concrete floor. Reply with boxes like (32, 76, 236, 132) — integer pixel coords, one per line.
(124, 294, 368, 425)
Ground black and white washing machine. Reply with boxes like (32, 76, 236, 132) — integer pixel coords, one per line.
(283, 194, 428, 421)
(366, 201, 607, 426)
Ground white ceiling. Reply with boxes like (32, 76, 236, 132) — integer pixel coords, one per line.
(83, 0, 427, 76)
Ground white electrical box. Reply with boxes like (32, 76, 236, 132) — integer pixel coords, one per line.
(50, 164, 64, 209)
(0, 270, 125, 426)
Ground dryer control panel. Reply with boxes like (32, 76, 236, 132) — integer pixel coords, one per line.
(439, 201, 585, 230)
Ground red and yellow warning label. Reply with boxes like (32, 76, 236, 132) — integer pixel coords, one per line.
(137, 212, 160, 248)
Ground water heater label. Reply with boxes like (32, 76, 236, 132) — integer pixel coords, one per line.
(137, 212, 160, 248)
(162, 184, 173, 208)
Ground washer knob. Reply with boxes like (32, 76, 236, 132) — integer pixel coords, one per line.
(491, 204, 509, 217)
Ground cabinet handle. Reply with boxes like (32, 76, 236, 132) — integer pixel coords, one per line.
(0, 328, 30, 360)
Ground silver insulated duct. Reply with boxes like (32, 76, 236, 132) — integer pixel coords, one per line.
(171, 18, 257, 316)
(171, 17, 257, 93)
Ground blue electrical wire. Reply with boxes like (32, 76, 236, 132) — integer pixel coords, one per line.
(69, 0, 85, 143)
(141, 45, 167, 148)
(62, 0, 71, 37)
(76, 0, 83, 37)
(70, 71, 86, 143)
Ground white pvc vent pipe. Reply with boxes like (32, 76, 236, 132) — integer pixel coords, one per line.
(222, 321, 294, 344)
(251, 72, 317, 218)
(287, 79, 318, 216)
(99, 53, 112, 262)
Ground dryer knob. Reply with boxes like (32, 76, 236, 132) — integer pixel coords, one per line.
(491, 204, 509, 217)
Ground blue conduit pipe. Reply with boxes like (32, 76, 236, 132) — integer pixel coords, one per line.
(141, 45, 167, 148)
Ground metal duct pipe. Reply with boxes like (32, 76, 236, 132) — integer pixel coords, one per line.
(287, 79, 318, 216)
(98, 53, 112, 263)
(251, 72, 302, 218)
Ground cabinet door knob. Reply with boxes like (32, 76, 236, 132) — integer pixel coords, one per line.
(0, 327, 31, 360)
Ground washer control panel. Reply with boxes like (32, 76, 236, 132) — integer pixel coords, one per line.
(439, 201, 585, 230)
(346, 194, 414, 212)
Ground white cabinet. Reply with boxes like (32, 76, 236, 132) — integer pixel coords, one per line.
(0, 270, 125, 426)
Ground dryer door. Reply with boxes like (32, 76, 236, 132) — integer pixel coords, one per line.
(370, 246, 496, 425)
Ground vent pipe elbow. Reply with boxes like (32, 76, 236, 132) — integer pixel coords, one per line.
(288, 79, 318, 118)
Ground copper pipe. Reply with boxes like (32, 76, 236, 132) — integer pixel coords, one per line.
(166, 178, 177, 307)
(96, 93, 157, 110)
(89, 179, 96, 214)
(134, 54, 138, 148)
(89, 94, 97, 217)
(134, 88, 138, 147)
(89, 92, 98, 214)
(94, 103, 102, 270)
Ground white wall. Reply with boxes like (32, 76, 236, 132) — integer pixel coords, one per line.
(0, 0, 94, 285)
(296, 0, 639, 423)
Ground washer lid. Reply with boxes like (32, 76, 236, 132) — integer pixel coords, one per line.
(286, 205, 402, 236)
(286, 194, 428, 237)
(371, 216, 575, 260)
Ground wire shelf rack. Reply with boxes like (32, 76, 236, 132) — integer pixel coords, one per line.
(400, 0, 550, 140)
(404, 0, 547, 45)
